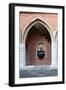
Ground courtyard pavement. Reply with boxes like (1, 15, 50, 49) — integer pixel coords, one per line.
(20, 68, 58, 78)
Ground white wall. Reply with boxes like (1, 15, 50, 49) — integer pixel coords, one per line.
(0, 0, 66, 89)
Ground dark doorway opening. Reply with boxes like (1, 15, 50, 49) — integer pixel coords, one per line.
(25, 21, 51, 65)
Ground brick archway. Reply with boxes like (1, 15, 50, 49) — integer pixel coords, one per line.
(25, 19, 51, 65)
(23, 19, 53, 43)
(19, 19, 58, 70)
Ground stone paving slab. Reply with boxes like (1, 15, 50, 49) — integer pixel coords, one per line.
(20, 68, 58, 78)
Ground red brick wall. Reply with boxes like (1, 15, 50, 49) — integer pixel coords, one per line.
(19, 12, 57, 65)
(19, 12, 58, 32)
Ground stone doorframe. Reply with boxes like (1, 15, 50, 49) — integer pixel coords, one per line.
(19, 19, 58, 70)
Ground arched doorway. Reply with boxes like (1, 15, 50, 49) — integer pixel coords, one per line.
(25, 19, 51, 65)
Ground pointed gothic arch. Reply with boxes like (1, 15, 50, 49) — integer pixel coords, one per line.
(24, 19, 52, 65)
(19, 18, 58, 70)
(22, 19, 53, 43)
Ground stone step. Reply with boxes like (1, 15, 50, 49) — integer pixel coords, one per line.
(20, 65, 57, 71)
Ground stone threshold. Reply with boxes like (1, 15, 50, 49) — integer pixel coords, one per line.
(20, 65, 57, 71)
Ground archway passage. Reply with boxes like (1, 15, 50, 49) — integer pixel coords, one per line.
(25, 21, 51, 65)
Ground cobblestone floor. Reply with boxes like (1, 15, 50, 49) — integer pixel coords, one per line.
(20, 68, 58, 78)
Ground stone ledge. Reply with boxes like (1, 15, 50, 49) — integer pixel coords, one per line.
(20, 65, 57, 71)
